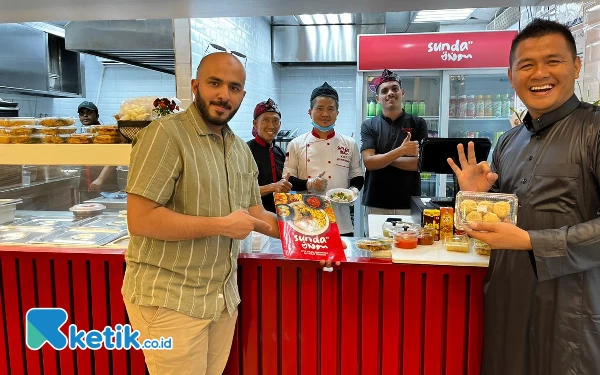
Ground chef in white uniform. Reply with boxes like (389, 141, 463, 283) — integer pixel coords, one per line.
(284, 82, 364, 236)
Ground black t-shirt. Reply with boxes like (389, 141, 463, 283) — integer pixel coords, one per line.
(247, 138, 286, 213)
(360, 112, 428, 209)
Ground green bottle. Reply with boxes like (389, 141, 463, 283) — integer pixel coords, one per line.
(367, 101, 376, 117)
(375, 102, 382, 116)
(411, 101, 419, 116)
(418, 100, 426, 116)
(404, 100, 412, 114)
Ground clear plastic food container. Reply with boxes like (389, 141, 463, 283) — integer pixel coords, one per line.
(417, 227, 436, 246)
(445, 234, 470, 253)
(37, 117, 77, 127)
(68, 133, 94, 144)
(37, 126, 77, 135)
(91, 125, 119, 136)
(0, 131, 41, 144)
(93, 134, 123, 144)
(0, 117, 36, 127)
(394, 225, 418, 249)
(40, 134, 70, 144)
(470, 238, 491, 256)
(356, 237, 393, 251)
(454, 191, 518, 230)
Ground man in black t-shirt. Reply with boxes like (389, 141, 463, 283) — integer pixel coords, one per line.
(360, 70, 427, 224)
(247, 99, 294, 213)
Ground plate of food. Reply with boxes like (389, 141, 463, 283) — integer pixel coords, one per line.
(287, 201, 330, 236)
(326, 188, 357, 205)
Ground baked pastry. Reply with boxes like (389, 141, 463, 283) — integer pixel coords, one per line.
(41, 135, 66, 144)
(493, 201, 511, 219)
(483, 212, 501, 223)
(93, 135, 123, 144)
(466, 211, 483, 223)
(94, 125, 119, 136)
(38, 117, 76, 127)
(474, 240, 491, 256)
(460, 199, 477, 215)
(357, 238, 392, 251)
(68, 134, 94, 144)
(446, 242, 469, 252)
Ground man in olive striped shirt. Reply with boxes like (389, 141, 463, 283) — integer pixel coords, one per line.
(122, 52, 280, 375)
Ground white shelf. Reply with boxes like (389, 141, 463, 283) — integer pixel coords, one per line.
(0, 144, 132, 166)
(449, 117, 509, 121)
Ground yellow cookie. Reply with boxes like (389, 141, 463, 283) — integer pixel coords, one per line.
(478, 201, 495, 213)
(493, 201, 511, 219)
(466, 211, 483, 223)
(483, 212, 501, 223)
(460, 199, 477, 215)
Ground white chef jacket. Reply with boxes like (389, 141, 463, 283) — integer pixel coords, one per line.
(283, 130, 363, 234)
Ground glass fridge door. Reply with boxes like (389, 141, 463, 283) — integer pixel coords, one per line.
(362, 72, 442, 197)
(445, 72, 515, 197)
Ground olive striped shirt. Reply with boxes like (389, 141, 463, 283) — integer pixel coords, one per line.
(122, 103, 261, 320)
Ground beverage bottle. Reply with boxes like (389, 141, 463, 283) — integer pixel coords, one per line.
(449, 96, 456, 117)
(367, 101, 376, 117)
(475, 95, 485, 117)
(466, 95, 476, 117)
(457, 95, 467, 117)
(484, 95, 493, 117)
(412, 100, 419, 116)
(418, 100, 426, 116)
(501, 94, 511, 117)
(404, 100, 411, 114)
(375, 102, 382, 116)
(492, 94, 503, 117)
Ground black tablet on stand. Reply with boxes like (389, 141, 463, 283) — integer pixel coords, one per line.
(410, 137, 492, 223)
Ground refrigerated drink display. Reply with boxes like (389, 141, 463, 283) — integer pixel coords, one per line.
(449, 96, 456, 117)
(492, 94, 503, 117)
(466, 95, 476, 118)
(484, 95, 493, 117)
(501, 94, 511, 117)
(475, 95, 485, 117)
(418, 101, 426, 116)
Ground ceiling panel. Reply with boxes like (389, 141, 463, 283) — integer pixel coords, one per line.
(0, 0, 539, 24)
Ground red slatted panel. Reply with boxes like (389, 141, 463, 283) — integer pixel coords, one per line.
(381, 270, 401, 375)
(89, 259, 110, 375)
(467, 269, 485, 375)
(2, 257, 26, 375)
(299, 267, 317, 375)
(319, 269, 337, 375)
(72, 259, 92, 374)
(36, 257, 58, 375)
(53, 259, 75, 374)
(241, 264, 259, 375)
(261, 265, 279, 375)
(0, 258, 12, 375)
(340, 268, 359, 375)
(19, 257, 42, 375)
(424, 270, 444, 375)
(280, 264, 298, 375)
(108, 258, 128, 375)
(446, 271, 467, 374)
(403, 270, 424, 375)
(361, 269, 380, 374)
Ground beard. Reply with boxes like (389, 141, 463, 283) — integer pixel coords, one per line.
(194, 89, 239, 126)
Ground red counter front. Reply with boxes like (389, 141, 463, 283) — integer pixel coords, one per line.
(0, 245, 486, 375)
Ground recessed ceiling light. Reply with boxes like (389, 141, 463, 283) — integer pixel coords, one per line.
(414, 8, 476, 23)
(312, 14, 327, 24)
(325, 14, 340, 24)
(298, 14, 314, 25)
(339, 13, 353, 24)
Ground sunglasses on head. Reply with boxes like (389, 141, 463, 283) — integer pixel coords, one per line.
(203, 43, 247, 66)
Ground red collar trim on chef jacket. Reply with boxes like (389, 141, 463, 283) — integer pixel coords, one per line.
(311, 129, 336, 140)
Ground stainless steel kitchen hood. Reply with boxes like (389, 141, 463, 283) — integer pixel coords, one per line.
(272, 13, 385, 64)
(65, 20, 175, 74)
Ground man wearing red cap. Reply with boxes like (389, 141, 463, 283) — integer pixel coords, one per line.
(247, 98, 301, 213)
(361, 69, 426, 225)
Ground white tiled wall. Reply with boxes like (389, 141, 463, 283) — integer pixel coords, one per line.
(190, 17, 281, 140)
(0, 54, 175, 126)
(279, 66, 358, 138)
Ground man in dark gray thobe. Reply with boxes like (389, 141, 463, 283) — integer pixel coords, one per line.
(449, 19, 600, 375)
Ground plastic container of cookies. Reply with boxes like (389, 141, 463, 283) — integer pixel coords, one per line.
(36, 126, 77, 135)
(454, 191, 518, 230)
(40, 134, 70, 144)
(93, 134, 123, 144)
(0, 117, 36, 127)
(37, 117, 76, 127)
(68, 133, 94, 144)
(356, 237, 393, 251)
(470, 238, 491, 256)
(90, 125, 119, 136)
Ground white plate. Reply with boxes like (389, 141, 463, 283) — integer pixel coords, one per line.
(287, 201, 330, 236)
(326, 188, 357, 205)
